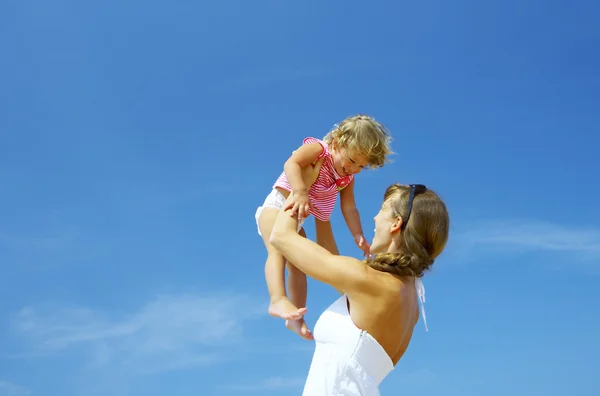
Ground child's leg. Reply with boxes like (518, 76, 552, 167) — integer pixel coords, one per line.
(258, 207, 307, 321)
(286, 227, 308, 310)
(285, 227, 313, 340)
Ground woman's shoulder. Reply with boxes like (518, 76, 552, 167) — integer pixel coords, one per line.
(348, 267, 413, 299)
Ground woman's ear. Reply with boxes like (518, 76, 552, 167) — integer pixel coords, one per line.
(390, 216, 403, 234)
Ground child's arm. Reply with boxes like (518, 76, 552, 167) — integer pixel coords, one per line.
(282, 142, 325, 219)
(340, 180, 371, 256)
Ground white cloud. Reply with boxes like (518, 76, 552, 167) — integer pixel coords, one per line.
(123, 184, 241, 213)
(224, 376, 307, 392)
(462, 220, 600, 251)
(396, 368, 436, 387)
(226, 369, 435, 393)
(0, 381, 31, 396)
(451, 219, 600, 264)
(0, 228, 78, 252)
(0, 223, 99, 270)
(10, 292, 265, 374)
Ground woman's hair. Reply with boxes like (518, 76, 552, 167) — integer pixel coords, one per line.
(366, 184, 450, 278)
(323, 114, 394, 168)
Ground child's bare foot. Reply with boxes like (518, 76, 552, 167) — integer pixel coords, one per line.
(268, 297, 307, 320)
(285, 319, 314, 340)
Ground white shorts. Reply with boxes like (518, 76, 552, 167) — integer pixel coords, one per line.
(255, 189, 304, 237)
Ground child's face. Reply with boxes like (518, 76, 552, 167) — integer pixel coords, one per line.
(331, 145, 370, 177)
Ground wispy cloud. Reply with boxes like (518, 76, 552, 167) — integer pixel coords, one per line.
(10, 292, 265, 375)
(0, 209, 98, 270)
(226, 369, 435, 393)
(0, 226, 94, 271)
(226, 369, 436, 393)
(451, 219, 600, 265)
(0, 226, 79, 253)
(122, 184, 242, 213)
(0, 381, 31, 396)
(396, 368, 436, 387)
(224, 376, 306, 392)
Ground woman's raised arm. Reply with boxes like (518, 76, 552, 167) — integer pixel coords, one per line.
(270, 199, 370, 294)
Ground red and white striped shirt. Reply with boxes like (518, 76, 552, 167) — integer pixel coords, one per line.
(273, 137, 353, 221)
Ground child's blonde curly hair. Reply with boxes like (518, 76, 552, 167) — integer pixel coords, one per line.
(323, 114, 394, 168)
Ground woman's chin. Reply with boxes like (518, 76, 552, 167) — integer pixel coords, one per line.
(369, 246, 381, 255)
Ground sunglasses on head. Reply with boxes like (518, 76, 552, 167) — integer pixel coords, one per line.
(401, 184, 427, 231)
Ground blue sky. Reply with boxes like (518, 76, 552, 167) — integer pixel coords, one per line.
(1, 0, 599, 395)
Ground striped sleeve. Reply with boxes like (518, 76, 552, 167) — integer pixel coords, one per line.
(302, 137, 329, 161)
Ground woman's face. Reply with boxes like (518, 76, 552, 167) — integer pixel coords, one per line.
(370, 201, 399, 254)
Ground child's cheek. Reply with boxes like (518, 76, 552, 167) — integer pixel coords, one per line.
(345, 160, 359, 174)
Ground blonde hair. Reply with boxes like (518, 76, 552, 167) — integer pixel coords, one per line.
(365, 184, 449, 278)
(323, 114, 393, 168)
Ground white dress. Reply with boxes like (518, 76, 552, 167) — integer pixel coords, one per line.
(301, 279, 427, 396)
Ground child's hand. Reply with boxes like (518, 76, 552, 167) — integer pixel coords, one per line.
(354, 234, 371, 257)
(285, 191, 313, 220)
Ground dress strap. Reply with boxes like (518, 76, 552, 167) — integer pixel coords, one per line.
(415, 278, 428, 332)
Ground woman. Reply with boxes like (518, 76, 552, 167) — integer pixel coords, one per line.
(270, 183, 450, 395)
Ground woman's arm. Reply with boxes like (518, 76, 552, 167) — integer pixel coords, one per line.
(270, 199, 370, 294)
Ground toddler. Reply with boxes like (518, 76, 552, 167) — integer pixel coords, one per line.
(254, 114, 393, 339)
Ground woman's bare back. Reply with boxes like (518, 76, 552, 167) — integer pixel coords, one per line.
(347, 271, 420, 365)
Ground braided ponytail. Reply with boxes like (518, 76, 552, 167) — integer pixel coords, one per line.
(366, 252, 434, 278)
